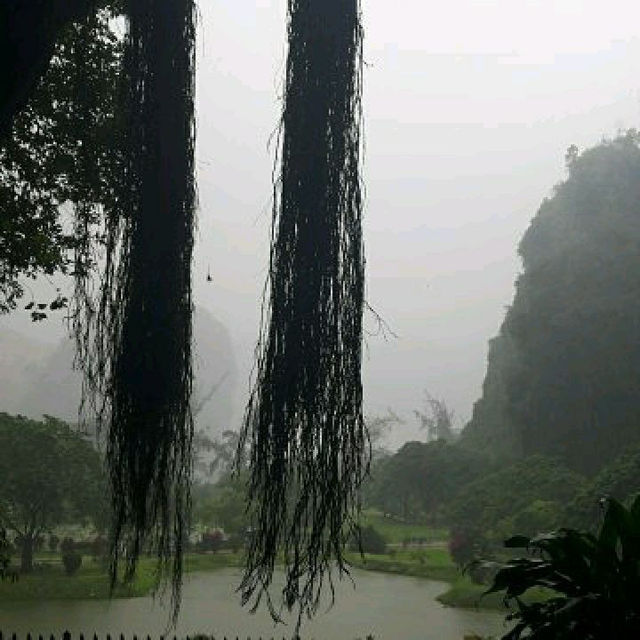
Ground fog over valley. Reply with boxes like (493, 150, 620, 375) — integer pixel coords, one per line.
(4, 0, 640, 446)
(6, 2, 640, 638)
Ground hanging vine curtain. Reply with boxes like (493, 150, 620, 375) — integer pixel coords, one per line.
(74, 0, 197, 619)
(240, 0, 368, 624)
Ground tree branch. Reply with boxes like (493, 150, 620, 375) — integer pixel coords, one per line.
(0, 0, 97, 139)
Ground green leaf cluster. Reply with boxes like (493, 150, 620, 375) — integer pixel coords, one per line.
(0, 9, 121, 314)
(486, 495, 640, 639)
(566, 442, 640, 530)
(192, 473, 249, 537)
(446, 456, 585, 544)
(366, 440, 489, 523)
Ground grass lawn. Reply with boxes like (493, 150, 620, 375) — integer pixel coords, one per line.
(0, 552, 242, 603)
(437, 576, 554, 611)
(359, 510, 448, 545)
(347, 548, 459, 584)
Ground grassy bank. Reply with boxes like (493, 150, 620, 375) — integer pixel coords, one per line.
(359, 511, 448, 544)
(0, 552, 242, 602)
(2, 546, 544, 614)
(348, 547, 548, 612)
(437, 578, 552, 610)
(436, 578, 505, 609)
(347, 548, 459, 584)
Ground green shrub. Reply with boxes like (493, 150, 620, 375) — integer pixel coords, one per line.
(198, 530, 224, 553)
(222, 533, 243, 553)
(60, 537, 75, 554)
(449, 529, 485, 568)
(352, 525, 387, 555)
(447, 456, 585, 544)
(89, 535, 107, 559)
(62, 550, 82, 576)
(48, 534, 59, 552)
(0, 528, 11, 580)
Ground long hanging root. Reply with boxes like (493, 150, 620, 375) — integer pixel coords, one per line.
(74, 0, 197, 623)
(239, 0, 368, 626)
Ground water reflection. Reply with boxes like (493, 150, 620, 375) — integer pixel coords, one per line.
(0, 568, 506, 640)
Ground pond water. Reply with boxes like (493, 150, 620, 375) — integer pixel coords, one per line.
(0, 568, 508, 640)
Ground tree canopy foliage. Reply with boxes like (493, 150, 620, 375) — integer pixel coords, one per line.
(0, 413, 106, 572)
(446, 456, 586, 544)
(414, 391, 456, 443)
(461, 132, 640, 475)
(367, 440, 488, 523)
(566, 442, 640, 531)
(0, 0, 98, 137)
(0, 8, 120, 315)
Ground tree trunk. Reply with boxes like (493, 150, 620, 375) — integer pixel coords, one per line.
(1, 0, 95, 139)
(20, 536, 34, 573)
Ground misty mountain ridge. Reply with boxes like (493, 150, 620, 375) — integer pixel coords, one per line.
(0, 307, 237, 437)
(460, 132, 640, 475)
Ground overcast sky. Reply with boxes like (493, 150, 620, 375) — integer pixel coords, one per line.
(190, 0, 640, 444)
(4, 0, 640, 446)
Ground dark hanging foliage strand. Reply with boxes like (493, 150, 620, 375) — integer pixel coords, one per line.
(239, 0, 368, 624)
(74, 0, 197, 620)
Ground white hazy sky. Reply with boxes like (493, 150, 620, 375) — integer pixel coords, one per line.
(4, 0, 640, 446)
(191, 0, 640, 445)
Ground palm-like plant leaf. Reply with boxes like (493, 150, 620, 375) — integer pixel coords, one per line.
(485, 496, 640, 639)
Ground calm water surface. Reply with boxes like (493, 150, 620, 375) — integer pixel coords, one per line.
(0, 568, 507, 639)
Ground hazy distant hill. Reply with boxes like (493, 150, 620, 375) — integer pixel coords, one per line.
(460, 133, 640, 475)
(0, 306, 237, 435)
(191, 306, 238, 432)
(0, 329, 53, 415)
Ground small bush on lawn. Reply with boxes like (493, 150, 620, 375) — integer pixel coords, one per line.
(351, 525, 387, 555)
(62, 550, 82, 576)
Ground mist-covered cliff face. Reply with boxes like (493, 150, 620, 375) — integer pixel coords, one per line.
(460, 333, 523, 461)
(191, 306, 238, 432)
(460, 133, 640, 475)
(0, 329, 51, 414)
(0, 306, 237, 435)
